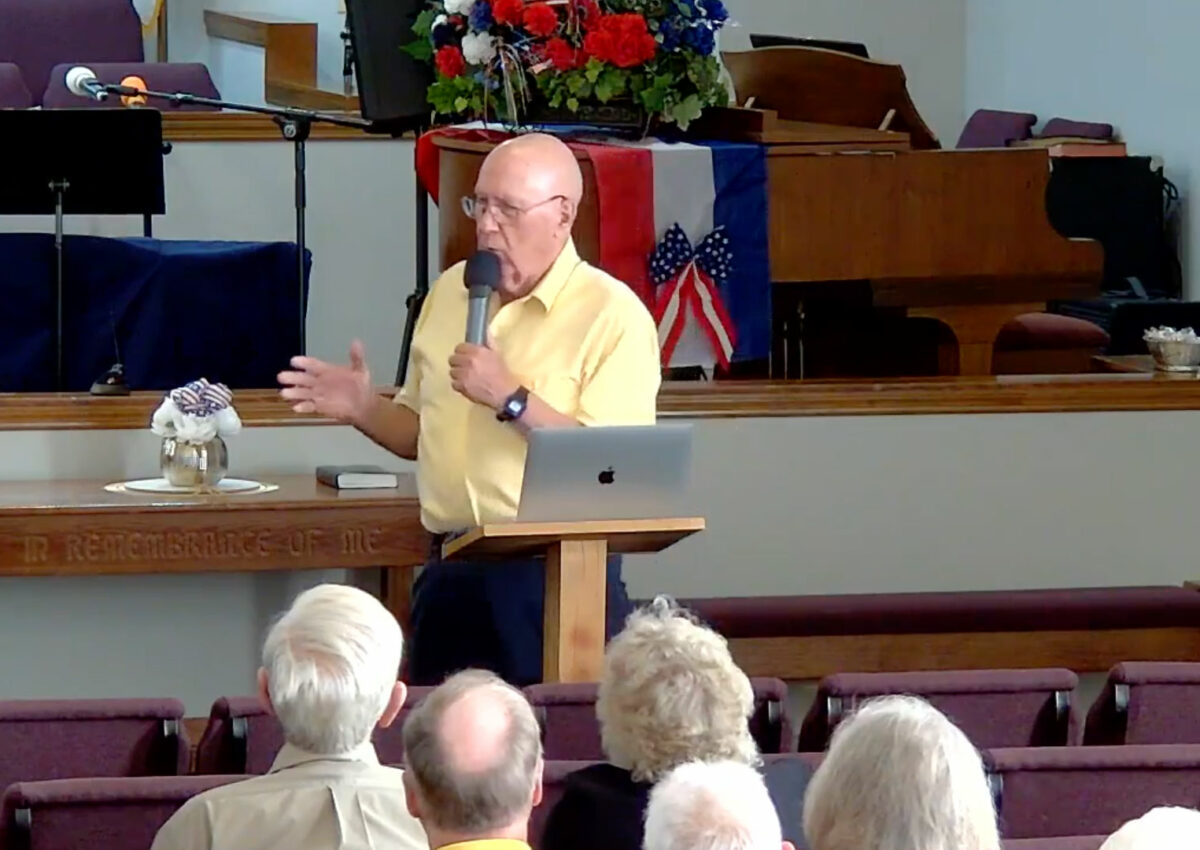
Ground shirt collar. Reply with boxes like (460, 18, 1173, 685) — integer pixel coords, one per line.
(438, 841, 531, 850)
(269, 740, 381, 773)
(524, 238, 582, 311)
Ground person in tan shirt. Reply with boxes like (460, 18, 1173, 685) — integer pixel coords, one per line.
(401, 669, 544, 850)
(150, 584, 427, 850)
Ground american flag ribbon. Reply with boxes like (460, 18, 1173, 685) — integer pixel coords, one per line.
(169, 378, 233, 416)
(649, 223, 738, 369)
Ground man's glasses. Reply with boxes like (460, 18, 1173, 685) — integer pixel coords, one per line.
(461, 194, 566, 224)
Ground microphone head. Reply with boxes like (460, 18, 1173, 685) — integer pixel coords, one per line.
(464, 250, 502, 295)
(120, 75, 148, 107)
(65, 65, 105, 99)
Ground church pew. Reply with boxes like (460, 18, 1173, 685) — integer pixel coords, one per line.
(674, 586, 1200, 679)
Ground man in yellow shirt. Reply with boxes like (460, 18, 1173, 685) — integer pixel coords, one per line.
(278, 133, 660, 684)
(402, 670, 543, 850)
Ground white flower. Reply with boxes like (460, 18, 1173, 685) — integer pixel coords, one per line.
(443, 0, 476, 15)
(461, 30, 497, 65)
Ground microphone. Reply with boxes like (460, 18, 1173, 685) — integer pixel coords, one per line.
(464, 250, 501, 345)
(119, 75, 148, 108)
(65, 66, 108, 101)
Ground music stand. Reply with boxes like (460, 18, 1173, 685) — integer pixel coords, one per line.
(0, 109, 165, 389)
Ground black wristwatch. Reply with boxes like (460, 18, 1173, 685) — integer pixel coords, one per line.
(496, 385, 530, 422)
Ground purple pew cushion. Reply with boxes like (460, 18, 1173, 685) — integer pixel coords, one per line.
(957, 109, 1038, 149)
(995, 313, 1110, 351)
(678, 586, 1200, 638)
(1039, 118, 1114, 141)
(41, 62, 222, 110)
(1003, 837, 1107, 850)
(0, 0, 143, 107)
(0, 63, 33, 108)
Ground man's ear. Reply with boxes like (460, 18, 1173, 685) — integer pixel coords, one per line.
(782, 841, 796, 850)
(256, 668, 275, 717)
(403, 771, 423, 819)
(377, 681, 408, 729)
(530, 759, 544, 808)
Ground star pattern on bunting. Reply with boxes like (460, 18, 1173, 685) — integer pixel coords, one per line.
(650, 223, 733, 286)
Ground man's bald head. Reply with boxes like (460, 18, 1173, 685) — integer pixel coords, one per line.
(402, 670, 543, 836)
(472, 133, 584, 301)
(482, 133, 583, 207)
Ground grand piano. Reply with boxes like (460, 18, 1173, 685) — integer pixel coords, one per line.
(430, 46, 1105, 377)
(710, 46, 1105, 377)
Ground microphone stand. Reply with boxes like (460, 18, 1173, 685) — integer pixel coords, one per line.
(97, 82, 372, 354)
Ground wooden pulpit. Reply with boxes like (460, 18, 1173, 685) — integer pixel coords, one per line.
(442, 517, 705, 683)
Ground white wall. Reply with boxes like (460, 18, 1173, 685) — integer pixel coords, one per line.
(1, 407, 1198, 710)
(722, 0, 967, 149)
(965, 0, 1194, 296)
(165, 0, 968, 146)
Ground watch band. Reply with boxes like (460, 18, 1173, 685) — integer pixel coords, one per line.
(497, 385, 530, 422)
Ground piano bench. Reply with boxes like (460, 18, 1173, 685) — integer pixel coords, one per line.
(993, 313, 1111, 375)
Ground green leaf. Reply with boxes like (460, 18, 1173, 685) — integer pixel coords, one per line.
(566, 74, 589, 95)
(412, 8, 436, 38)
(454, 96, 470, 113)
(584, 59, 604, 84)
(401, 40, 433, 62)
(667, 93, 704, 129)
(594, 67, 628, 103)
(566, 96, 580, 111)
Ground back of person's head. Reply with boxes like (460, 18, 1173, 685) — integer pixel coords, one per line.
(598, 596, 758, 782)
(803, 695, 1000, 850)
(402, 669, 543, 838)
(1101, 807, 1200, 850)
(259, 583, 403, 755)
(644, 760, 792, 850)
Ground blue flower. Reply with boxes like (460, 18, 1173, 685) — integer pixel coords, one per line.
(432, 22, 456, 48)
(469, 1, 493, 31)
(659, 18, 683, 51)
(682, 23, 715, 55)
(700, 0, 728, 23)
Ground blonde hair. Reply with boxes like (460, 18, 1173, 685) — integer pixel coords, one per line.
(803, 695, 1000, 850)
(597, 596, 758, 782)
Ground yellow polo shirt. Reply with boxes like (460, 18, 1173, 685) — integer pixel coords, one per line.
(396, 238, 660, 533)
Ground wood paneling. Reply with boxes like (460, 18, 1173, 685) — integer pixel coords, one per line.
(729, 627, 1200, 679)
(8, 375, 1200, 432)
(161, 113, 382, 141)
(204, 9, 360, 114)
(0, 475, 426, 579)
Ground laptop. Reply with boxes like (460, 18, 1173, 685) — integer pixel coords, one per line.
(516, 424, 693, 522)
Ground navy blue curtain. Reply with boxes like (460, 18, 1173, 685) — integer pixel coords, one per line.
(0, 235, 310, 392)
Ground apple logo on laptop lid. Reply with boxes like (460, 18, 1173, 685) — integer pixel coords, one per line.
(598, 466, 615, 485)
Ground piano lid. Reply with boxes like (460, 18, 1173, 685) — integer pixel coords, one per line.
(721, 47, 941, 150)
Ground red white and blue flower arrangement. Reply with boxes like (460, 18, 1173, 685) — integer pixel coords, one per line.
(404, 0, 732, 130)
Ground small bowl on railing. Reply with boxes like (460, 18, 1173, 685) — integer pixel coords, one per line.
(1145, 327, 1200, 372)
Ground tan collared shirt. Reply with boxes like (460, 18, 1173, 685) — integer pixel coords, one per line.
(396, 238, 661, 533)
(150, 742, 428, 850)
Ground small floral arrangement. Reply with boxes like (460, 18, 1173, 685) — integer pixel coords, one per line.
(404, 0, 732, 130)
(151, 378, 242, 445)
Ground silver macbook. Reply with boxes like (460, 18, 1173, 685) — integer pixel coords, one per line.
(516, 424, 693, 522)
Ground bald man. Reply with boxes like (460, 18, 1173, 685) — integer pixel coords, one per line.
(402, 669, 544, 850)
(278, 133, 661, 685)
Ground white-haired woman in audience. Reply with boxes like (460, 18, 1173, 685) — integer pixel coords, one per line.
(540, 596, 812, 850)
(1100, 806, 1200, 850)
(803, 695, 1000, 850)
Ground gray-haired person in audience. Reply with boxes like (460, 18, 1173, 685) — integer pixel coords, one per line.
(402, 669, 544, 850)
(644, 760, 796, 850)
(541, 596, 811, 850)
(1100, 806, 1200, 850)
(803, 695, 1000, 850)
(151, 584, 427, 850)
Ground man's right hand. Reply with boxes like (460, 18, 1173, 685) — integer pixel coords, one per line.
(278, 339, 375, 426)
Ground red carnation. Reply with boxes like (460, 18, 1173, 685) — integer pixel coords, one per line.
(523, 3, 559, 36)
(493, 0, 524, 26)
(543, 37, 580, 71)
(434, 45, 466, 78)
(577, 0, 601, 29)
(586, 14, 655, 67)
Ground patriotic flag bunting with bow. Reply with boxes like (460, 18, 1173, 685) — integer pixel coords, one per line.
(650, 223, 737, 369)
